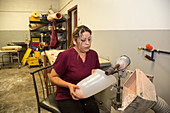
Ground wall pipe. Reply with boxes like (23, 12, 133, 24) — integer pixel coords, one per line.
(138, 47, 170, 54)
(138, 47, 170, 61)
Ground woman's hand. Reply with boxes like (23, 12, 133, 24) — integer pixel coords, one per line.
(50, 69, 82, 100)
(68, 83, 81, 100)
(91, 69, 95, 74)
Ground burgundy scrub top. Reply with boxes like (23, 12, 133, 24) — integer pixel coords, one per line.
(53, 47, 100, 100)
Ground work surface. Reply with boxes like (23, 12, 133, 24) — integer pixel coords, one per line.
(0, 50, 20, 69)
(0, 50, 18, 53)
(45, 49, 111, 68)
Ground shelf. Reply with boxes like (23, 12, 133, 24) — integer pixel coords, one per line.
(40, 30, 51, 33)
(29, 17, 67, 49)
(57, 29, 67, 33)
(30, 21, 50, 24)
(30, 36, 41, 38)
(54, 18, 66, 23)
(30, 18, 66, 24)
(30, 29, 66, 33)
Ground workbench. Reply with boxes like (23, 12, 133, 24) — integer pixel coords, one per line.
(0, 50, 21, 69)
(44, 49, 111, 68)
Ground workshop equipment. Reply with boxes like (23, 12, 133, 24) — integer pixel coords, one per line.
(29, 23, 46, 30)
(105, 55, 131, 109)
(1, 46, 22, 51)
(21, 48, 32, 66)
(0, 46, 22, 69)
(121, 69, 157, 113)
(107, 55, 170, 113)
(26, 56, 39, 67)
(138, 44, 170, 61)
(29, 11, 40, 21)
(32, 38, 40, 43)
(34, 51, 41, 59)
(21, 48, 40, 67)
(0, 50, 21, 69)
(7, 42, 27, 62)
(47, 5, 62, 21)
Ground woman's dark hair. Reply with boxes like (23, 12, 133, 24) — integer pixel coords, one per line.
(69, 25, 92, 48)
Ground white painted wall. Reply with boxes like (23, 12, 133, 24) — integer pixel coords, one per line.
(59, 0, 170, 30)
(79, 0, 170, 30)
(58, 0, 79, 15)
(0, 0, 58, 30)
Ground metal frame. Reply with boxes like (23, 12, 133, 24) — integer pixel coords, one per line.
(0, 50, 21, 69)
(30, 65, 60, 113)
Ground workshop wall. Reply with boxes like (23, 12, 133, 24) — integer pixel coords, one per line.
(0, 0, 58, 47)
(92, 30, 170, 110)
(79, 0, 170, 30)
(58, 0, 170, 110)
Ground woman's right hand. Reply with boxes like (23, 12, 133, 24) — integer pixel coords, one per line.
(67, 83, 81, 100)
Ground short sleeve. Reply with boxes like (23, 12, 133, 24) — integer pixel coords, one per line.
(52, 52, 68, 76)
(95, 52, 100, 69)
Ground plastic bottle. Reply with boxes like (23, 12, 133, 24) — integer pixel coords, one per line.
(75, 69, 117, 99)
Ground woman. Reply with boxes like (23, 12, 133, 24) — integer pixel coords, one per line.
(50, 25, 100, 113)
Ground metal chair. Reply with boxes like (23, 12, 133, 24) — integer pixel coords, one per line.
(30, 65, 61, 113)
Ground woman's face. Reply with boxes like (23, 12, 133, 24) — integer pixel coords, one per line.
(75, 31, 92, 53)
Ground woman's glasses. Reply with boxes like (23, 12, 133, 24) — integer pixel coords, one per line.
(80, 37, 92, 43)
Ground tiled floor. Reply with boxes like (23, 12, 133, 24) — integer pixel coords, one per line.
(0, 65, 109, 113)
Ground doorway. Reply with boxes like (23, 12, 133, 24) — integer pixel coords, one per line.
(67, 5, 77, 48)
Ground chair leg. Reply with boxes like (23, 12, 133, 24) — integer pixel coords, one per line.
(38, 106, 41, 113)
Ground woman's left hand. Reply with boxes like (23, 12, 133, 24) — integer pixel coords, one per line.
(91, 69, 95, 74)
(68, 83, 81, 100)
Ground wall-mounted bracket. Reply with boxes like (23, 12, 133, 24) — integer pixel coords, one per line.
(138, 47, 170, 61)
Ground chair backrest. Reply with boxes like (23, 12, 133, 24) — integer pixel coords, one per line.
(30, 65, 59, 112)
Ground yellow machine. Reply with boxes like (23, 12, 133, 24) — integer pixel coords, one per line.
(34, 51, 41, 59)
(21, 48, 32, 66)
(26, 57, 39, 67)
(21, 48, 41, 67)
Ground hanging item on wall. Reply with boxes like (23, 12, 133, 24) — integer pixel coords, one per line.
(50, 20, 60, 49)
(138, 44, 170, 61)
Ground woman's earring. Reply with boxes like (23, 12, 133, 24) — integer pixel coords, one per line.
(73, 41, 76, 45)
